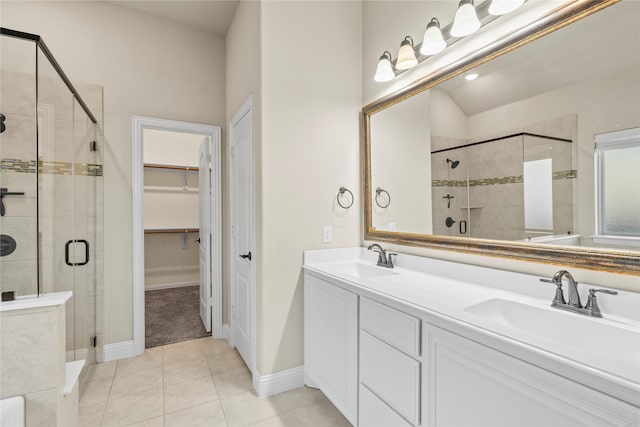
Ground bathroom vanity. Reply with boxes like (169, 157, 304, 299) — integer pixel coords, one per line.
(303, 248, 640, 426)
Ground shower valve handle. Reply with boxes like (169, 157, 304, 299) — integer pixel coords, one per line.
(0, 188, 26, 217)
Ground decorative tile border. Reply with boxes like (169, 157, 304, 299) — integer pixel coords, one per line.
(0, 159, 103, 177)
(433, 169, 576, 187)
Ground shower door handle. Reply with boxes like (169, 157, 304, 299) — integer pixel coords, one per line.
(459, 220, 467, 235)
(65, 239, 90, 266)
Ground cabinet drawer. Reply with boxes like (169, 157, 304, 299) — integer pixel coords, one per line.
(360, 330, 420, 425)
(360, 297, 420, 357)
(359, 384, 412, 427)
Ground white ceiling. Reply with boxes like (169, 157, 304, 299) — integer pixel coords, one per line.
(438, 1, 640, 117)
(104, 0, 239, 37)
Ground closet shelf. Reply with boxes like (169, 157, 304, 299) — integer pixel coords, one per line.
(144, 228, 199, 234)
(144, 163, 199, 172)
(144, 185, 198, 193)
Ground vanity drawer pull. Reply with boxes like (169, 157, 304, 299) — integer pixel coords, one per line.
(360, 297, 420, 357)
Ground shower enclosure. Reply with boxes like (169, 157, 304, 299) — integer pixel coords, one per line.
(431, 132, 575, 241)
(0, 28, 104, 363)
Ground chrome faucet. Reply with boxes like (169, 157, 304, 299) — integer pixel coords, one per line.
(540, 270, 617, 318)
(553, 270, 581, 308)
(367, 243, 397, 268)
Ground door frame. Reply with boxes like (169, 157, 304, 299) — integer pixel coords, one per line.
(229, 97, 256, 375)
(132, 116, 222, 356)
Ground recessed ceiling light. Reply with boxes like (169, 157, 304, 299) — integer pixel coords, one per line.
(465, 73, 479, 81)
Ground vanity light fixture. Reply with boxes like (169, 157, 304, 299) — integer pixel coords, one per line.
(451, 0, 481, 38)
(374, 51, 395, 82)
(420, 18, 447, 56)
(489, 0, 525, 15)
(465, 73, 479, 80)
(396, 36, 418, 70)
(374, 0, 529, 82)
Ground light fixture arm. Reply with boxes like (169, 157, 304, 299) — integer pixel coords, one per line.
(427, 17, 441, 30)
(402, 35, 415, 47)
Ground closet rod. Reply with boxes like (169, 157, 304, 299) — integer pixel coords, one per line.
(144, 228, 199, 234)
(144, 163, 199, 172)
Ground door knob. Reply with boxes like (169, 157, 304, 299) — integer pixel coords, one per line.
(239, 252, 252, 261)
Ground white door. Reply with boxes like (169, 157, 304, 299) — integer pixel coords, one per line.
(199, 137, 212, 332)
(231, 104, 253, 368)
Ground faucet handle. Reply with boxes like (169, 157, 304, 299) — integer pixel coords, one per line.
(584, 288, 618, 318)
(387, 253, 398, 267)
(589, 288, 618, 296)
(540, 277, 566, 306)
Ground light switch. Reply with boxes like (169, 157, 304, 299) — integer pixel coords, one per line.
(322, 225, 333, 243)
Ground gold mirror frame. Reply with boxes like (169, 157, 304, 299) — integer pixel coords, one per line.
(362, 0, 640, 276)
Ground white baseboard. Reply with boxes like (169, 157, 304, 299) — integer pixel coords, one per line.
(253, 365, 304, 398)
(145, 281, 198, 291)
(103, 340, 136, 362)
(66, 347, 89, 363)
(222, 323, 230, 340)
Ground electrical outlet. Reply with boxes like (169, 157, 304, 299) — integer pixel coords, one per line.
(322, 225, 333, 243)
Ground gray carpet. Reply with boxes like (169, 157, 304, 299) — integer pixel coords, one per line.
(145, 286, 211, 348)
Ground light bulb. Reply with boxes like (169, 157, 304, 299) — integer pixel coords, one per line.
(489, 0, 525, 15)
(420, 18, 446, 56)
(451, 0, 481, 38)
(374, 52, 395, 82)
(396, 36, 418, 70)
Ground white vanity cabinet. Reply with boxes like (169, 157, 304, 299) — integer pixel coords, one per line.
(359, 297, 421, 427)
(423, 323, 640, 427)
(304, 273, 358, 425)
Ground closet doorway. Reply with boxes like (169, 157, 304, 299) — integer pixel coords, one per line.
(132, 117, 221, 355)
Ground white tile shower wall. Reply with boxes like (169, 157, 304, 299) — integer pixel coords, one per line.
(0, 68, 39, 296)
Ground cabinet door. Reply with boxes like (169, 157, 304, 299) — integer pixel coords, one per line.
(304, 274, 358, 425)
(423, 324, 640, 427)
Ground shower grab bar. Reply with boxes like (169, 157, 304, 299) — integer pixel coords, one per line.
(1, 27, 98, 124)
(65, 240, 89, 266)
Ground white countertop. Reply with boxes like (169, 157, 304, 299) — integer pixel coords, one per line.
(303, 247, 640, 407)
(0, 291, 72, 312)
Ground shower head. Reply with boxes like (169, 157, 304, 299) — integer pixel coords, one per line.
(447, 158, 460, 169)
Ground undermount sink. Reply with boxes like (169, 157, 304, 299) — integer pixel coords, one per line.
(465, 299, 640, 357)
(330, 263, 399, 280)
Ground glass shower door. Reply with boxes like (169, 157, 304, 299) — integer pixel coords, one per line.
(37, 47, 103, 363)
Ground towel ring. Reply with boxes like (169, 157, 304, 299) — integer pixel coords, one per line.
(337, 187, 354, 209)
(375, 187, 391, 208)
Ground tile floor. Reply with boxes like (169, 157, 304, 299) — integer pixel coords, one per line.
(79, 337, 350, 427)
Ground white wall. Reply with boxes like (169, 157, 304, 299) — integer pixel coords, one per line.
(258, 1, 362, 374)
(1, 1, 226, 344)
(371, 90, 432, 233)
(430, 89, 468, 140)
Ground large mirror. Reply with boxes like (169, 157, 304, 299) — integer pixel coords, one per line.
(363, 0, 640, 274)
